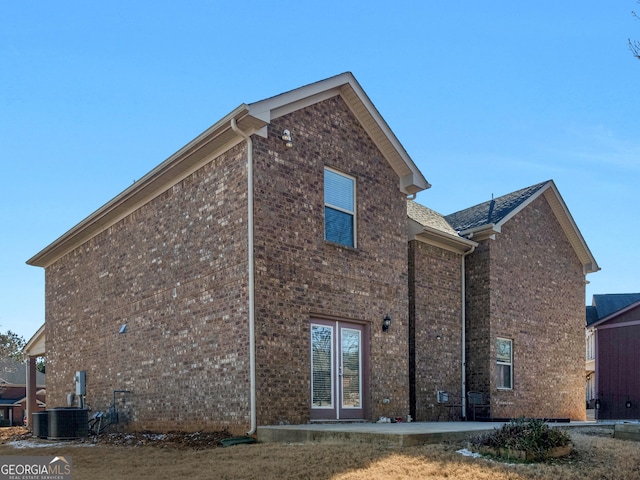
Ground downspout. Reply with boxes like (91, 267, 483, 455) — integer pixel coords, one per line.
(230, 118, 257, 436)
(461, 245, 475, 420)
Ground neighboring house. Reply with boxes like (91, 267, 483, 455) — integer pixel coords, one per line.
(587, 293, 640, 420)
(26, 73, 598, 433)
(444, 181, 599, 421)
(586, 305, 598, 408)
(0, 358, 46, 426)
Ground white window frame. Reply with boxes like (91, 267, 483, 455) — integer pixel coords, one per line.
(324, 167, 356, 248)
(496, 337, 513, 390)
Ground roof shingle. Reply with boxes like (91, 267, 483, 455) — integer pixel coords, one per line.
(445, 181, 550, 232)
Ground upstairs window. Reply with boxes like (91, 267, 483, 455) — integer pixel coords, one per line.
(324, 168, 356, 247)
(496, 337, 513, 390)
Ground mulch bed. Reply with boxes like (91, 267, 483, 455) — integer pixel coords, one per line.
(94, 430, 234, 449)
(1, 426, 234, 450)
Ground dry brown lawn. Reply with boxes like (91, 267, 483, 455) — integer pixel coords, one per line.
(1, 426, 639, 479)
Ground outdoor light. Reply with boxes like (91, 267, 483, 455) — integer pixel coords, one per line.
(595, 399, 601, 410)
(281, 129, 293, 148)
(382, 315, 392, 332)
(626, 401, 633, 408)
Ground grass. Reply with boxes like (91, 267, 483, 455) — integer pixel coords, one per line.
(2, 426, 640, 479)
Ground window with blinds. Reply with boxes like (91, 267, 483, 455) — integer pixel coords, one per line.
(324, 168, 355, 247)
(496, 337, 513, 390)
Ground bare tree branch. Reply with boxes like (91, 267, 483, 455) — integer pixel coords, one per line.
(630, 39, 640, 59)
(633, 2, 640, 59)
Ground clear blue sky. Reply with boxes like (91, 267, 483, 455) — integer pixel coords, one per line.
(2, 2, 639, 341)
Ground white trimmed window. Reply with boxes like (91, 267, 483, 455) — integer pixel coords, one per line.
(324, 167, 356, 247)
(496, 337, 513, 389)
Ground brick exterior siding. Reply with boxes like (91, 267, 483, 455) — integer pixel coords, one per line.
(252, 96, 410, 424)
(465, 195, 587, 421)
(38, 82, 591, 432)
(45, 145, 252, 433)
(409, 240, 464, 421)
(43, 95, 410, 432)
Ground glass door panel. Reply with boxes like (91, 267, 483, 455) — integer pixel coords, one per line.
(341, 328, 361, 409)
(311, 324, 334, 409)
(311, 320, 367, 420)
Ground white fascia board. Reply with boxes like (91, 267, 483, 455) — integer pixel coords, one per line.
(459, 223, 500, 241)
(410, 219, 478, 254)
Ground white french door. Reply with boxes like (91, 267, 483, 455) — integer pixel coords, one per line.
(310, 320, 367, 420)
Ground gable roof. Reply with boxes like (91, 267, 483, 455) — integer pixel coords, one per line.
(445, 181, 549, 233)
(27, 72, 430, 268)
(408, 200, 458, 236)
(444, 180, 599, 274)
(588, 293, 640, 326)
(0, 358, 45, 386)
(23, 324, 45, 357)
(407, 200, 477, 254)
(586, 306, 599, 327)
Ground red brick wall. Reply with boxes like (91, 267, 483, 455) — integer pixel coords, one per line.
(252, 96, 410, 424)
(464, 242, 492, 399)
(465, 195, 586, 420)
(43, 94, 411, 431)
(45, 144, 252, 433)
(409, 240, 464, 421)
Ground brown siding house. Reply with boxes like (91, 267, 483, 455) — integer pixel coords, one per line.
(27, 73, 599, 433)
(588, 294, 640, 420)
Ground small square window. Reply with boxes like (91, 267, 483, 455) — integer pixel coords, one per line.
(324, 168, 355, 247)
(496, 337, 513, 389)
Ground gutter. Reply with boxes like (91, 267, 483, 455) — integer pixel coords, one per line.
(230, 118, 257, 436)
(461, 244, 476, 420)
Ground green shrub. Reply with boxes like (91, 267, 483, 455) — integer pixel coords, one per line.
(471, 417, 571, 459)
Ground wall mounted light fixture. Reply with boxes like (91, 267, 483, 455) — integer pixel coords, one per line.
(281, 129, 293, 148)
(626, 400, 633, 408)
(382, 315, 392, 332)
(595, 399, 601, 410)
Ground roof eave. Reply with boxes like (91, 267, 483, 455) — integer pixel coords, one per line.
(591, 300, 640, 328)
(459, 224, 500, 241)
(461, 181, 600, 275)
(27, 105, 264, 268)
(23, 324, 46, 357)
(27, 73, 430, 268)
(495, 181, 599, 274)
(410, 220, 478, 254)
(249, 72, 430, 195)
(540, 183, 600, 275)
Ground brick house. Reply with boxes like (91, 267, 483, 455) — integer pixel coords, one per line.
(27, 73, 598, 432)
(27, 73, 428, 433)
(586, 294, 640, 420)
(0, 358, 46, 426)
(444, 181, 599, 421)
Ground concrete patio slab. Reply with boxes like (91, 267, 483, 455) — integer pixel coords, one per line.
(257, 421, 603, 447)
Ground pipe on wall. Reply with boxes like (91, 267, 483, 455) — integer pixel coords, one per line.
(461, 245, 475, 420)
(230, 118, 257, 436)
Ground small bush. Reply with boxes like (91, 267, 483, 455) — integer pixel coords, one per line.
(470, 417, 571, 459)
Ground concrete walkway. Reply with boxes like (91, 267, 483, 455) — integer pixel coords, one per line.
(257, 421, 604, 447)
